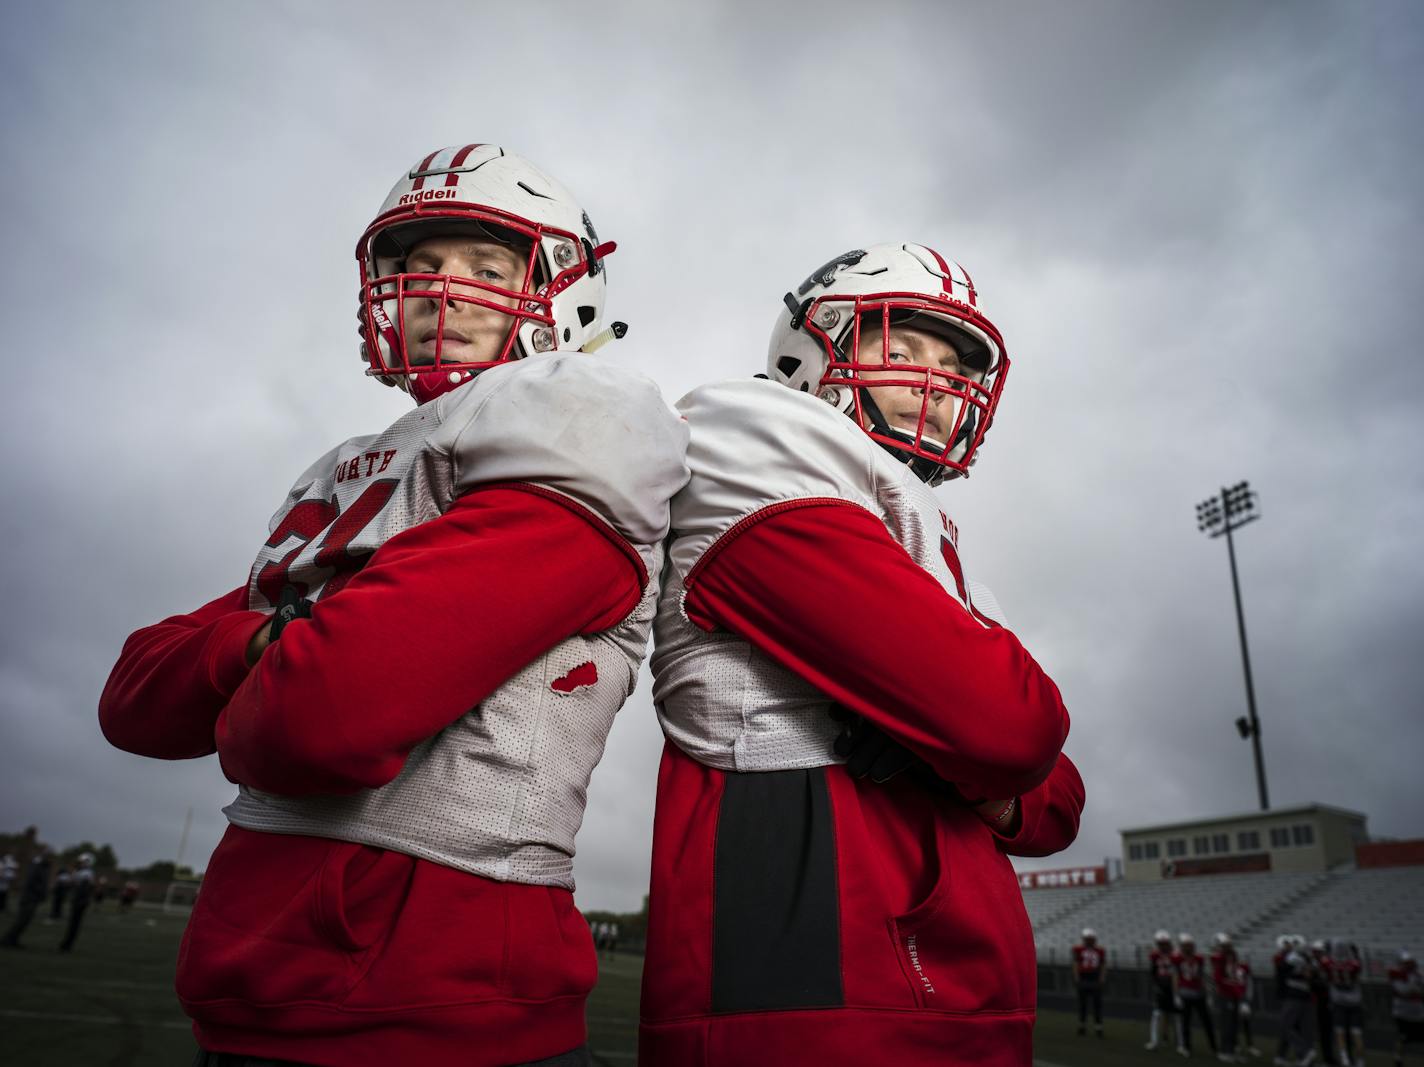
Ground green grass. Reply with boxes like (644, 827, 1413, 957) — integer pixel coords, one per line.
(0, 909, 1401, 1065)
(0, 905, 198, 1067)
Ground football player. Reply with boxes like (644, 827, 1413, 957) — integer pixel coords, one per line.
(99, 145, 689, 1067)
(638, 244, 1084, 1066)
(1310, 938, 1342, 1066)
(1391, 950, 1424, 1067)
(1212, 933, 1256, 1062)
(1327, 940, 1365, 1067)
(1073, 928, 1108, 1037)
(1278, 935, 1318, 1066)
(1149, 930, 1180, 1051)
(1174, 933, 1220, 1057)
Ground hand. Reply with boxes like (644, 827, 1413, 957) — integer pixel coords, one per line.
(245, 585, 313, 667)
(1173, 995, 1183, 1010)
(830, 707, 921, 783)
(973, 796, 1018, 831)
(244, 619, 275, 668)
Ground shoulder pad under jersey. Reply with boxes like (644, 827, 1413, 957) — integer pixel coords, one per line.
(669, 377, 895, 580)
(269, 435, 380, 532)
(433, 353, 690, 548)
(965, 578, 1009, 627)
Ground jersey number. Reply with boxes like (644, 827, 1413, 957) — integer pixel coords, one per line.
(255, 480, 398, 607)
(939, 536, 1000, 629)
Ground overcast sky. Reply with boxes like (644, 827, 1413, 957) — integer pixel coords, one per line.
(1, 1, 1421, 912)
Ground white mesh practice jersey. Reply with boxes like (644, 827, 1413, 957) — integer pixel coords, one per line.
(223, 355, 690, 889)
(651, 377, 1005, 771)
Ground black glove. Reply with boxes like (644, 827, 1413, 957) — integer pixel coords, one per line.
(828, 706, 987, 803)
(268, 584, 314, 642)
(830, 706, 922, 783)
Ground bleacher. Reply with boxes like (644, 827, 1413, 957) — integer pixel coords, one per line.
(1025, 865, 1424, 971)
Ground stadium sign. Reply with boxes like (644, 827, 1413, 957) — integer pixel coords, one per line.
(1017, 866, 1107, 889)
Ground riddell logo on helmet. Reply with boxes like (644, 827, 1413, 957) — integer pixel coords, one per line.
(398, 188, 458, 205)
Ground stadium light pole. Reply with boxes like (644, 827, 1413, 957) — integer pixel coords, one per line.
(1195, 481, 1269, 811)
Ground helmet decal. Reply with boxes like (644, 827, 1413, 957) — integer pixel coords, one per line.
(797, 250, 868, 295)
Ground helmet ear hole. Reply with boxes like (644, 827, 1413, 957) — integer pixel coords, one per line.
(776, 356, 801, 379)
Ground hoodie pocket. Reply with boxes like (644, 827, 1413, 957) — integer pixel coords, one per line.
(887, 817, 1035, 1013)
(888, 817, 954, 1008)
(177, 830, 414, 1008)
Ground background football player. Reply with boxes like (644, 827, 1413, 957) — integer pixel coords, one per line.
(1327, 940, 1366, 1067)
(1211, 932, 1256, 1061)
(99, 144, 689, 1067)
(1072, 927, 1108, 1038)
(1310, 938, 1341, 1066)
(1172, 932, 1220, 1057)
(1149, 930, 1180, 1051)
(1391, 951, 1424, 1067)
(1278, 935, 1319, 1066)
(639, 243, 1083, 1066)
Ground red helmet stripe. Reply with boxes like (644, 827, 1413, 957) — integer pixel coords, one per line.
(409, 149, 441, 191)
(924, 245, 976, 306)
(444, 143, 484, 186)
(958, 262, 979, 307)
(924, 246, 954, 296)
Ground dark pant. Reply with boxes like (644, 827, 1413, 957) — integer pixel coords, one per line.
(1179, 995, 1217, 1052)
(0, 893, 43, 946)
(191, 1045, 592, 1066)
(1220, 999, 1241, 1054)
(1281, 996, 1315, 1057)
(1316, 996, 1336, 1063)
(49, 888, 69, 920)
(59, 897, 89, 951)
(1077, 981, 1103, 1026)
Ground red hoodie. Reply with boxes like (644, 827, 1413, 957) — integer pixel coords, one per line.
(640, 502, 1084, 1066)
(100, 487, 643, 1066)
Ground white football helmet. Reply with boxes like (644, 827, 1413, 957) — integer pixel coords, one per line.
(1082, 928, 1097, 942)
(767, 243, 1008, 485)
(1155, 929, 1173, 944)
(1178, 932, 1194, 946)
(1214, 932, 1231, 947)
(356, 144, 616, 404)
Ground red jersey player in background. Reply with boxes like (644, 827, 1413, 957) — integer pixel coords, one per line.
(1327, 940, 1366, 1067)
(1072, 928, 1108, 1038)
(1149, 930, 1180, 1051)
(1211, 933, 1259, 1061)
(1390, 950, 1424, 1067)
(1310, 938, 1339, 1066)
(639, 243, 1083, 1066)
(1173, 933, 1220, 1057)
(99, 145, 689, 1067)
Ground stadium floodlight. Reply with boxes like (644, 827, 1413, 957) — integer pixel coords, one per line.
(1196, 481, 1269, 811)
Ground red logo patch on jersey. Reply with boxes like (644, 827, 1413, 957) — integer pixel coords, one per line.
(551, 661, 598, 694)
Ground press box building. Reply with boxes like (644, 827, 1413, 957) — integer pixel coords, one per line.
(1119, 803, 1368, 882)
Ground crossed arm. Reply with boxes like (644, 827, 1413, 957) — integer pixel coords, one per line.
(100, 485, 644, 794)
(682, 499, 1082, 849)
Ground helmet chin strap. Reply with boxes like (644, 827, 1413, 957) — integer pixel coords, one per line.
(856, 390, 976, 487)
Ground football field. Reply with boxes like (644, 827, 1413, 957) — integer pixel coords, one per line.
(0, 905, 1398, 1065)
